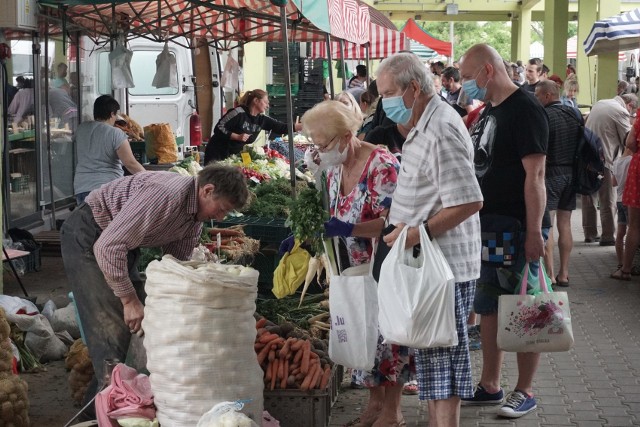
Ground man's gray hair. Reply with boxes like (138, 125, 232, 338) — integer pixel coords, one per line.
(377, 52, 435, 97)
(621, 93, 638, 110)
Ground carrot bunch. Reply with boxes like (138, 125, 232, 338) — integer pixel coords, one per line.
(254, 317, 332, 391)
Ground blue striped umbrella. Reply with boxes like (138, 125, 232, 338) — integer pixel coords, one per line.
(584, 8, 640, 56)
(409, 39, 437, 60)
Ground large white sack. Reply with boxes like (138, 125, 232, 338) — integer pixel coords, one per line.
(142, 256, 262, 427)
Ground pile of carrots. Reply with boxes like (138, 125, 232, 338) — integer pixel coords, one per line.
(206, 226, 259, 261)
(255, 317, 332, 391)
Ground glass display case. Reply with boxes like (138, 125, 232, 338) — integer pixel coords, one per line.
(3, 31, 78, 227)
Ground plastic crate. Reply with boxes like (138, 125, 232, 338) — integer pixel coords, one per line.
(252, 249, 281, 285)
(210, 216, 291, 244)
(24, 246, 41, 273)
(263, 366, 339, 427)
(130, 141, 147, 164)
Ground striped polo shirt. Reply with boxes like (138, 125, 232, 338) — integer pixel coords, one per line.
(389, 95, 483, 282)
(86, 172, 201, 297)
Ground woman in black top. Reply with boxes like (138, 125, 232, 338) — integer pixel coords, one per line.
(204, 89, 302, 163)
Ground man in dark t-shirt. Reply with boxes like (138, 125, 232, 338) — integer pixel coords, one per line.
(459, 44, 549, 419)
(534, 80, 582, 288)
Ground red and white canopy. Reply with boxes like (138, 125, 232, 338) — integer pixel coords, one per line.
(309, 5, 407, 60)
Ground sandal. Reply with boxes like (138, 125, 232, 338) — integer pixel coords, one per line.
(610, 268, 631, 281)
(555, 275, 570, 287)
(402, 382, 418, 395)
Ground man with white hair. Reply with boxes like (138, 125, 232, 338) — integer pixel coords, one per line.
(459, 43, 549, 419)
(378, 52, 484, 427)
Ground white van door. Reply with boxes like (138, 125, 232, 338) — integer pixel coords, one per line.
(80, 36, 222, 148)
(126, 38, 194, 147)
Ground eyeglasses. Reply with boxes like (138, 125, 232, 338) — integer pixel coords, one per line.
(313, 135, 337, 153)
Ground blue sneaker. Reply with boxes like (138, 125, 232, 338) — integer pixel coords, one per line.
(461, 384, 504, 405)
(497, 390, 537, 418)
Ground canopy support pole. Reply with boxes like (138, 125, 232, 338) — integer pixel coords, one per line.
(279, 6, 297, 195)
(365, 43, 370, 87)
(43, 27, 57, 229)
(326, 33, 335, 98)
(339, 39, 347, 91)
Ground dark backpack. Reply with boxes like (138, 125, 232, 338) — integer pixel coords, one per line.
(558, 109, 605, 195)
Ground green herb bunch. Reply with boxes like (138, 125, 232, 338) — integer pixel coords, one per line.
(287, 187, 328, 254)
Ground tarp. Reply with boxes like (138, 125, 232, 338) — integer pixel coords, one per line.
(309, 4, 407, 60)
(584, 8, 640, 56)
(400, 18, 451, 57)
(38, 0, 368, 48)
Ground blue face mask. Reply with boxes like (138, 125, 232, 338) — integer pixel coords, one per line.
(382, 87, 413, 124)
(461, 67, 488, 101)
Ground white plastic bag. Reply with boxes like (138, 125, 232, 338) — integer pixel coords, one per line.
(197, 401, 258, 427)
(152, 42, 178, 89)
(328, 263, 378, 370)
(109, 43, 135, 89)
(6, 313, 68, 362)
(377, 225, 458, 349)
(220, 56, 240, 91)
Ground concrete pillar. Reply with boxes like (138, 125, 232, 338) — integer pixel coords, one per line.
(577, 0, 597, 105)
(515, 8, 532, 61)
(595, 0, 621, 101)
(544, 0, 569, 76)
(511, 17, 520, 62)
(243, 41, 267, 145)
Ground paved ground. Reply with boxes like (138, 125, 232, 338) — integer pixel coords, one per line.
(3, 203, 640, 426)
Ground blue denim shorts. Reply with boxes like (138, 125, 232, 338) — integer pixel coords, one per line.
(474, 227, 550, 315)
(617, 202, 629, 225)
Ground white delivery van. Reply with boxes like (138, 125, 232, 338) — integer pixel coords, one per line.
(80, 36, 224, 149)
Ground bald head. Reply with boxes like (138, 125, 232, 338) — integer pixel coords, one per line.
(459, 44, 516, 105)
(461, 44, 507, 77)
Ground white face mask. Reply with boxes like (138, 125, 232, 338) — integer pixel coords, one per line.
(318, 139, 348, 167)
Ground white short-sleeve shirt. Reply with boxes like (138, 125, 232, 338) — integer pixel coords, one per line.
(389, 95, 483, 282)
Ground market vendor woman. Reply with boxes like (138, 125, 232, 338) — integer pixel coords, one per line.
(204, 89, 302, 163)
(60, 164, 249, 418)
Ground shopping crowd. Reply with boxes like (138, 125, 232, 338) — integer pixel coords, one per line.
(281, 43, 640, 427)
(56, 38, 640, 426)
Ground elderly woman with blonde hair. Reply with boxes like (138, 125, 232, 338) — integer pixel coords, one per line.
(301, 100, 410, 427)
(335, 90, 364, 121)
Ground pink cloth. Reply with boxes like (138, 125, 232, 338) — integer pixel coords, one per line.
(96, 363, 156, 427)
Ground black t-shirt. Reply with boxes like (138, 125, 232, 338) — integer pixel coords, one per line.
(364, 124, 405, 156)
(469, 87, 550, 227)
(204, 106, 288, 163)
(522, 81, 539, 93)
(545, 102, 583, 177)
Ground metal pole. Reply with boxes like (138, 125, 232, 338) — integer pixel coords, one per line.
(449, 21, 455, 65)
(43, 28, 57, 228)
(339, 39, 347, 91)
(365, 43, 370, 87)
(325, 33, 335, 98)
(280, 6, 297, 195)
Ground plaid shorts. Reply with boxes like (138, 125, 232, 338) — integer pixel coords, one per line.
(415, 280, 475, 401)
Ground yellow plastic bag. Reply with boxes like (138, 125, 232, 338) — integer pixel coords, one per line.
(272, 241, 310, 299)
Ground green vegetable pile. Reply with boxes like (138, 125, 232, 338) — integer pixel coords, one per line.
(287, 187, 328, 254)
(244, 178, 293, 218)
(256, 293, 327, 330)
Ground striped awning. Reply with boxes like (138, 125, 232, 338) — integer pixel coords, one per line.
(37, 0, 345, 48)
(309, 5, 407, 60)
(584, 8, 640, 56)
